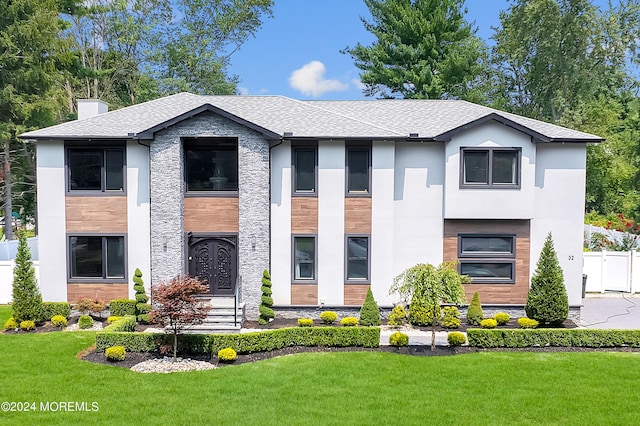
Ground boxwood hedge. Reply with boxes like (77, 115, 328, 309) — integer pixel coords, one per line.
(467, 328, 640, 348)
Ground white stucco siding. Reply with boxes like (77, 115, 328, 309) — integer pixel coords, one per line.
(270, 141, 292, 305)
(35, 141, 67, 301)
(532, 144, 586, 306)
(126, 141, 151, 297)
(317, 141, 345, 305)
(444, 122, 536, 219)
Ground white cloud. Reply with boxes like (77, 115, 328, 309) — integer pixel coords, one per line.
(289, 61, 349, 97)
(237, 86, 250, 96)
(351, 78, 366, 91)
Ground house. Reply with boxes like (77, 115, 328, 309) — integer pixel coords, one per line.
(20, 93, 602, 323)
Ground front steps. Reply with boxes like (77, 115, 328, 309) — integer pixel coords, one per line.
(187, 296, 244, 334)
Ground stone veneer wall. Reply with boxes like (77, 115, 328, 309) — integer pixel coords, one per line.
(150, 111, 270, 319)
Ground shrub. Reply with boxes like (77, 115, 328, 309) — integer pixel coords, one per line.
(136, 303, 152, 323)
(78, 315, 94, 329)
(408, 298, 440, 326)
(448, 331, 466, 346)
(107, 316, 122, 324)
(389, 331, 409, 347)
(217, 347, 237, 362)
(466, 292, 483, 325)
(75, 298, 105, 316)
(494, 312, 511, 326)
(467, 329, 640, 349)
(20, 320, 35, 331)
(387, 305, 407, 327)
(51, 315, 67, 328)
(320, 311, 338, 324)
(480, 318, 497, 329)
(359, 287, 381, 326)
(441, 306, 461, 329)
(258, 270, 275, 325)
(105, 346, 126, 362)
(109, 299, 137, 316)
(103, 316, 137, 332)
(43, 302, 71, 320)
(3, 318, 17, 330)
(525, 233, 569, 326)
(518, 317, 539, 329)
(341, 317, 358, 327)
(137, 314, 150, 324)
(11, 232, 44, 323)
(298, 318, 313, 327)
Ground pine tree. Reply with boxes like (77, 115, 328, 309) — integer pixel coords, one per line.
(258, 270, 274, 325)
(132, 268, 151, 322)
(525, 233, 569, 326)
(11, 231, 44, 322)
(466, 292, 483, 326)
(359, 287, 381, 326)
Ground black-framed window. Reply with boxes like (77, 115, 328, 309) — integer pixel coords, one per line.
(461, 147, 520, 188)
(293, 236, 316, 282)
(69, 235, 126, 280)
(458, 234, 515, 283)
(346, 235, 370, 282)
(67, 147, 125, 192)
(292, 145, 317, 195)
(184, 138, 238, 192)
(346, 144, 371, 195)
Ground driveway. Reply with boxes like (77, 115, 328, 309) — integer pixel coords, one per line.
(580, 294, 640, 329)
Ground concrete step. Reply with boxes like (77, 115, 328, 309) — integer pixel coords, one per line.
(186, 323, 242, 334)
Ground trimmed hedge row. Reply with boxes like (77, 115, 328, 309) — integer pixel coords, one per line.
(102, 315, 137, 333)
(109, 299, 137, 317)
(467, 328, 640, 348)
(96, 326, 381, 353)
(43, 302, 71, 320)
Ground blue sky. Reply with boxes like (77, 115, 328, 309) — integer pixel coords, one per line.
(228, 0, 609, 100)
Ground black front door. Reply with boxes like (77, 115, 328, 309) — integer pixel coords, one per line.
(188, 236, 237, 295)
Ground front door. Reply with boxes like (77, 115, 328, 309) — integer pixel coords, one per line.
(188, 235, 237, 295)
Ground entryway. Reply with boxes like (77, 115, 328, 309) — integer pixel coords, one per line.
(187, 235, 237, 296)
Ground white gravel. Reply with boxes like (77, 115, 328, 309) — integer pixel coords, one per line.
(63, 322, 104, 332)
(130, 357, 217, 373)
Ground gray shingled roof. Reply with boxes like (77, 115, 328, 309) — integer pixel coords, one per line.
(20, 92, 603, 142)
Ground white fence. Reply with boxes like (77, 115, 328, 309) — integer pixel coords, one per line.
(583, 250, 640, 293)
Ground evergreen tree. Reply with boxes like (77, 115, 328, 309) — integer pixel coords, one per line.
(525, 233, 569, 326)
(359, 287, 381, 326)
(466, 292, 483, 325)
(258, 269, 274, 325)
(11, 231, 43, 322)
(132, 268, 151, 322)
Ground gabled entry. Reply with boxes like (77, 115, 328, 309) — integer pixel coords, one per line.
(187, 234, 237, 295)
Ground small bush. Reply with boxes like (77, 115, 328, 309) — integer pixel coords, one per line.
(20, 320, 35, 331)
(136, 303, 151, 314)
(441, 306, 461, 329)
(359, 287, 381, 326)
(480, 318, 497, 329)
(90, 300, 106, 315)
(387, 305, 407, 327)
(389, 331, 409, 347)
(78, 315, 94, 329)
(320, 311, 338, 324)
(218, 347, 237, 362)
(258, 270, 275, 325)
(51, 315, 67, 328)
(518, 317, 539, 329)
(105, 346, 126, 362)
(3, 318, 18, 330)
(137, 314, 150, 324)
(448, 331, 467, 346)
(107, 316, 122, 324)
(298, 318, 313, 327)
(341, 317, 358, 327)
(43, 302, 71, 320)
(408, 298, 440, 326)
(494, 312, 511, 325)
(103, 316, 137, 332)
(466, 292, 483, 325)
(74, 298, 93, 315)
(109, 299, 137, 316)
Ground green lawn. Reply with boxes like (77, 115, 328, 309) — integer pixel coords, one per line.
(0, 305, 11, 325)
(1, 329, 639, 425)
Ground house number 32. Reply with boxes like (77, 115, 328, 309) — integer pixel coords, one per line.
(568, 255, 574, 261)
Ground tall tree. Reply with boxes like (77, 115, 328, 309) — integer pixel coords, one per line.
(342, 0, 487, 100)
(11, 231, 44, 322)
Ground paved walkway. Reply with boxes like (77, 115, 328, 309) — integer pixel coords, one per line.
(580, 294, 640, 329)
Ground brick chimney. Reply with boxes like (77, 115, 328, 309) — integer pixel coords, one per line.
(77, 99, 108, 120)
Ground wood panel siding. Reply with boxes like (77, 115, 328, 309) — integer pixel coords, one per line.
(344, 284, 370, 306)
(66, 196, 127, 233)
(67, 283, 128, 303)
(443, 219, 531, 304)
(291, 284, 317, 305)
(291, 197, 318, 234)
(184, 197, 239, 232)
(344, 198, 372, 234)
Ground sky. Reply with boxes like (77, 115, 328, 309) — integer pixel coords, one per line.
(228, 0, 609, 100)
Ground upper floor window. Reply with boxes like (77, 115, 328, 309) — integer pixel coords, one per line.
(346, 143, 371, 195)
(67, 147, 125, 192)
(69, 235, 126, 280)
(292, 144, 317, 195)
(185, 138, 238, 193)
(461, 147, 520, 188)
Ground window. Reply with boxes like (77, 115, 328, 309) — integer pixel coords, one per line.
(461, 148, 520, 188)
(458, 234, 515, 283)
(67, 147, 124, 192)
(346, 235, 369, 281)
(185, 138, 238, 192)
(69, 235, 126, 280)
(292, 145, 317, 195)
(346, 144, 371, 195)
(293, 236, 316, 282)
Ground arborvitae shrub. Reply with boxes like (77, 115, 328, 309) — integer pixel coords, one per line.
(408, 296, 440, 326)
(441, 306, 461, 329)
(525, 233, 569, 326)
(341, 317, 358, 327)
(298, 318, 313, 327)
(78, 315, 94, 329)
(480, 318, 498, 329)
(448, 332, 467, 346)
(389, 331, 409, 347)
(518, 317, 539, 329)
(4, 318, 17, 330)
(359, 288, 381, 326)
(258, 270, 275, 325)
(320, 311, 338, 324)
(11, 232, 44, 323)
(218, 347, 237, 362)
(105, 346, 126, 362)
(466, 292, 484, 325)
(51, 315, 67, 328)
(494, 312, 511, 325)
(388, 305, 407, 327)
(20, 320, 35, 331)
